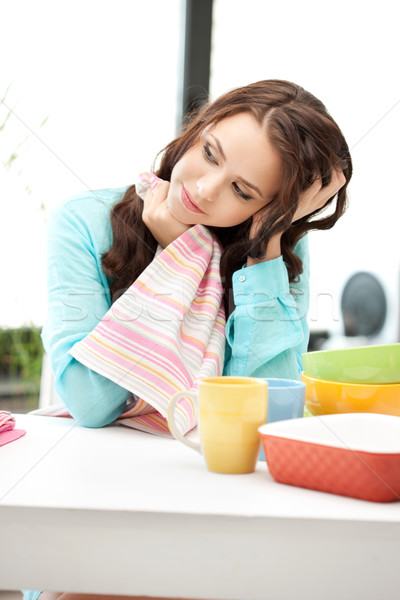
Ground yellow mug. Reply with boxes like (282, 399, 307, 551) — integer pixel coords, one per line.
(167, 376, 268, 474)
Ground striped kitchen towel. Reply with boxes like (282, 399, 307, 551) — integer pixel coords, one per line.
(68, 224, 226, 437)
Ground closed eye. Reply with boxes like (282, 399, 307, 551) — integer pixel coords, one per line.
(233, 182, 252, 201)
(203, 143, 217, 164)
(203, 139, 252, 200)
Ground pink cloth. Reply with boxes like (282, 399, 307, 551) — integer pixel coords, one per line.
(70, 224, 226, 436)
(34, 222, 226, 437)
(0, 411, 26, 446)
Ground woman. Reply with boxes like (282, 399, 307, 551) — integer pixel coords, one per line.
(26, 79, 351, 599)
(41, 79, 351, 430)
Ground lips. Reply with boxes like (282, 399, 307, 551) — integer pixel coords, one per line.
(181, 185, 206, 214)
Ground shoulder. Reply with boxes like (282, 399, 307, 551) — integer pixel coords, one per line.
(291, 235, 310, 301)
(48, 186, 129, 250)
(51, 186, 129, 227)
(293, 234, 309, 264)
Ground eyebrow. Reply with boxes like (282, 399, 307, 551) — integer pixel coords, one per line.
(209, 132, 263, 197)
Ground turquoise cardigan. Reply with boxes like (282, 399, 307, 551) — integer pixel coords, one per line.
(42, 187, 310, 428)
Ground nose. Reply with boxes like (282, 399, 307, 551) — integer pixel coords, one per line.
(196, 172, 223, 202)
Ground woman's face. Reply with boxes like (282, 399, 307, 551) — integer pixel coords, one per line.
(167, 112, 283, 227)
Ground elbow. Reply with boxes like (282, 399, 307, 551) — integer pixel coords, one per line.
(68, 406, 115, 428)
(55, 361, 129, 428)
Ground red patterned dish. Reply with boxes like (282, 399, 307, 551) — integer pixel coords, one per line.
(258, 413, 400, 502)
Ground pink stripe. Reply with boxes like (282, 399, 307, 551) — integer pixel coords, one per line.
(84, 333, 192, 389)
(118, 284, 186, 316)
(82, 339, 188, 398)
(105, 310, 178, 346)
(176, 226, 211, 254)
(169, 236, 210, 271)
(99, 309, 215, 359)
(191, 225, 217, 250)
(122, 413, 169, 434)
(69, 223, 225, 437)
(93, 324, 194, 384)
(95, 320, 194, 375)
(85, 332, 193, 389)
(158, 254, 203, 284)
(111, 295, 183, 321)
(163, 233, 211, 273)
(177, 395, 196, 427)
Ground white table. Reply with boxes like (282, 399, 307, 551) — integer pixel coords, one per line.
(1, 414, 400, 599)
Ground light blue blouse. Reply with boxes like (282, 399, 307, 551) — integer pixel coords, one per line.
(41, 187, 310, 428)
(22, 592, 41, 600)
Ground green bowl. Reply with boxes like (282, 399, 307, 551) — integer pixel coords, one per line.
(302, 344, 400, 384)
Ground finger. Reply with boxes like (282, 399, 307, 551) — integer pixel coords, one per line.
(336, 169, 346, 188)
(325, 168, 345, 197)
(302, 176, 322, 204)
(249, 208, 264, 239)
(137, 172, 162, 199)
(306, 175, 332, 213)
(143, 180, 169, 208)
(143, 185, 153, 205)
(311, 176, 323, 194)
(149, 173, 163, 191)
(149, 180, 169, 207)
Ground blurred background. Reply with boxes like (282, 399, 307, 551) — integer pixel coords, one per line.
(1, 0, 399, 412)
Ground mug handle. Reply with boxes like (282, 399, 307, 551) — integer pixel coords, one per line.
(167, 390, 202, 454)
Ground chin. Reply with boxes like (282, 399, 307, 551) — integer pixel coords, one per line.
(179, 215, 198, 226)
(167, 197, 192, 225)
(169, 206, 190, 224)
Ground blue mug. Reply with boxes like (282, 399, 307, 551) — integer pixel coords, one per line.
(259, 378, 306, 461)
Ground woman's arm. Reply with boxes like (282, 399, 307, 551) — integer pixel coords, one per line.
(225, 170, 345, 379)
(223, 235, 309, 380)
(42, 190, 131, 427)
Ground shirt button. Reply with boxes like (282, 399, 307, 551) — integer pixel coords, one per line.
(239, 275, 246, 282)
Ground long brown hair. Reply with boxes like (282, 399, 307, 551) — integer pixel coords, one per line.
(102, 80, 352, 310)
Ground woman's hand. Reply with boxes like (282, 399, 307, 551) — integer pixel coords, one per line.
(247, 168, 346, 266)
(248, 209, 283, 265)
(142, 180, 191, 248)
(293, 168, 346, 222)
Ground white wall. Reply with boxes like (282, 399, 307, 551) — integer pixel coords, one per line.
(211, 0, 400, 341)
(0, 0, 182, 327)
